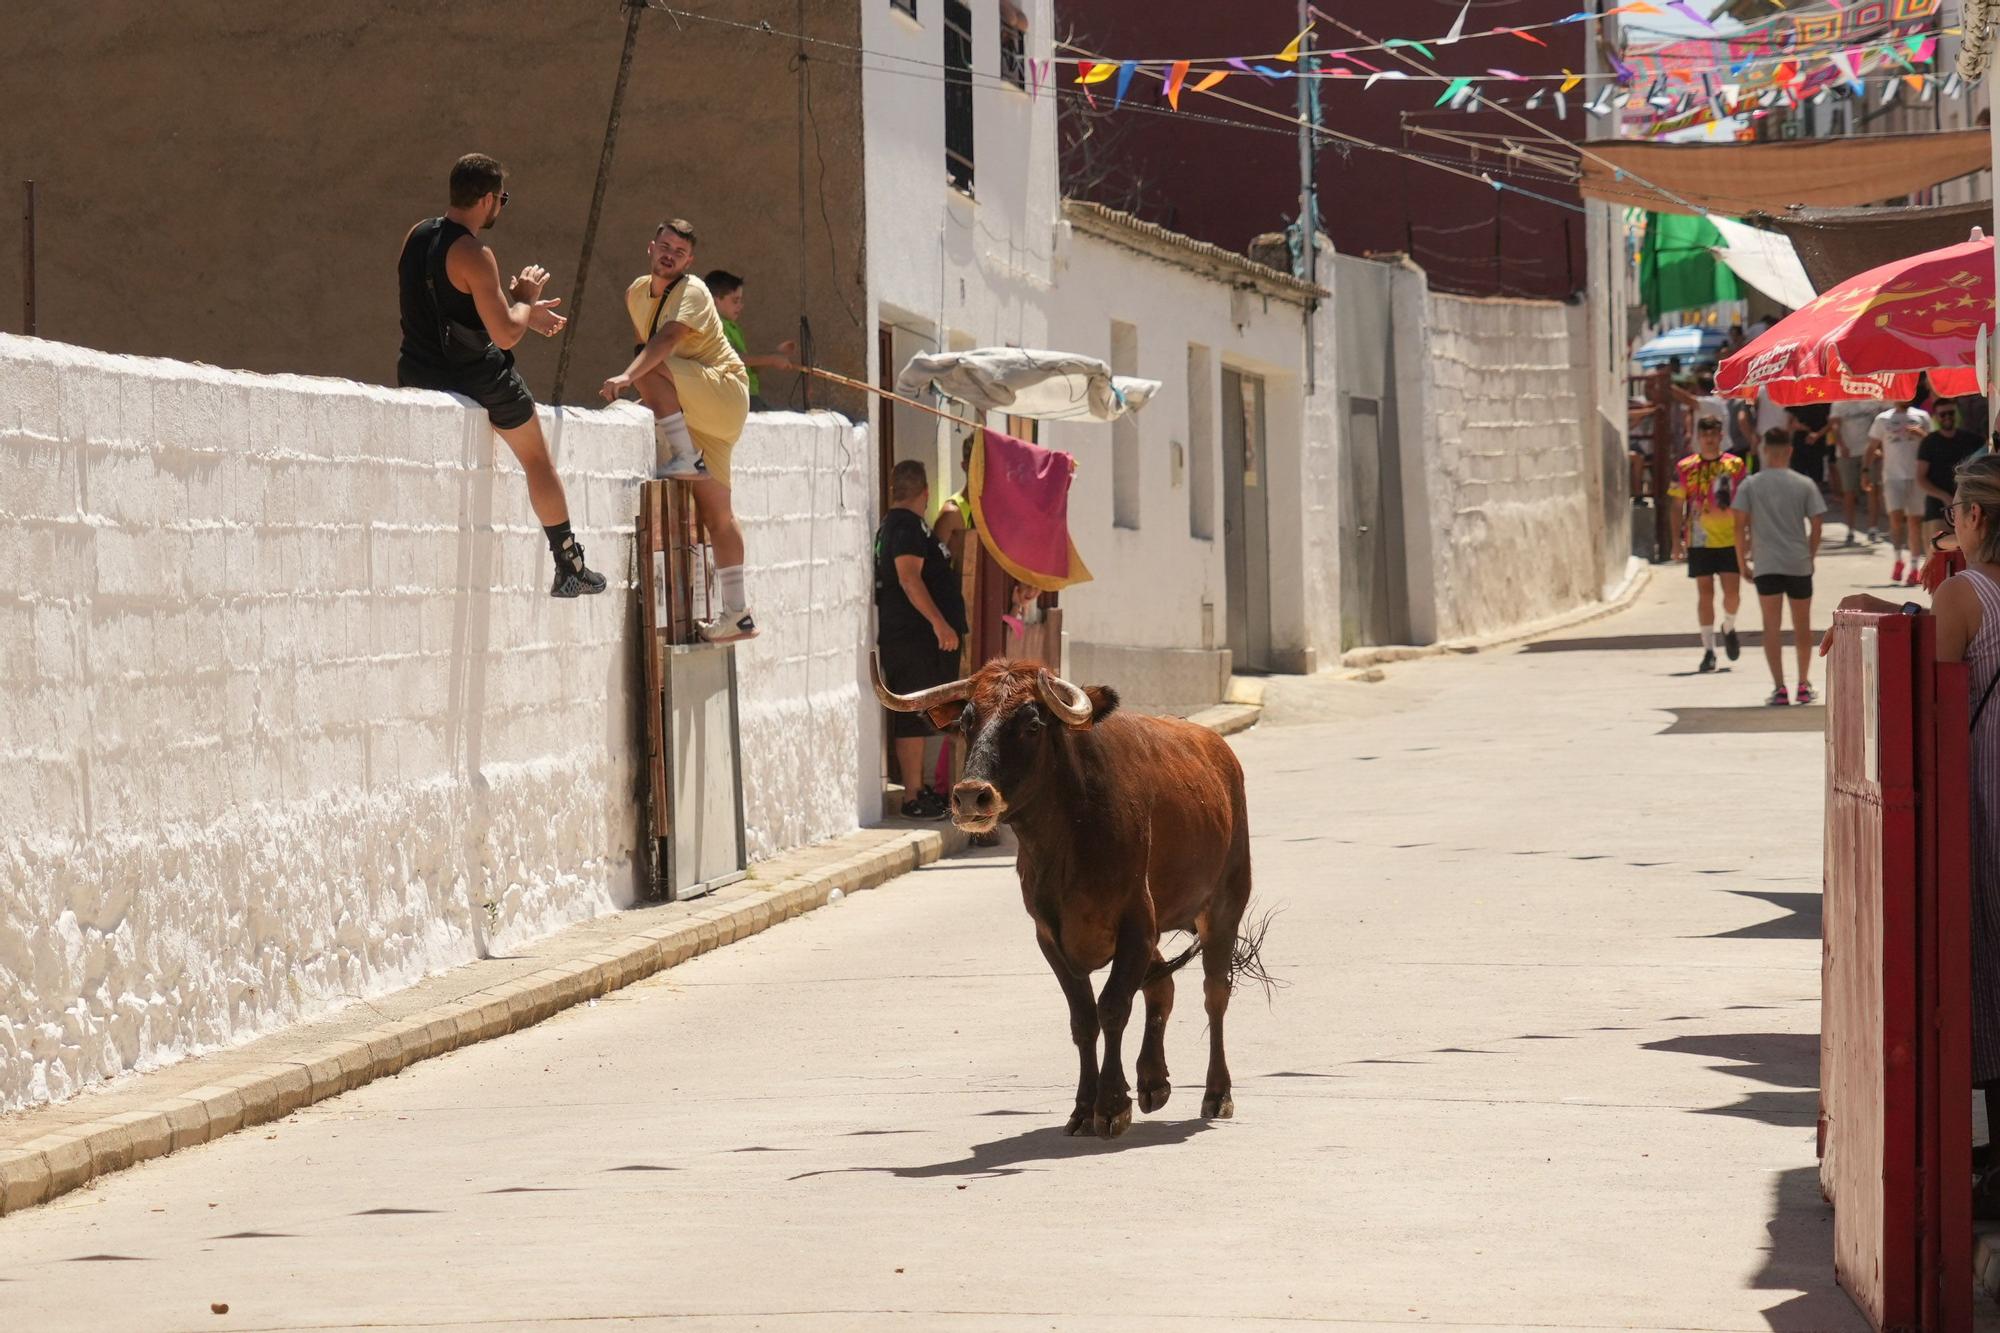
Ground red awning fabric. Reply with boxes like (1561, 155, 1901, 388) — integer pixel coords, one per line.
(1579, 131, 1990, 218)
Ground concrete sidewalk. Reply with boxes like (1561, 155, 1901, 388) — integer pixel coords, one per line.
(0, 532, 1973, 1331)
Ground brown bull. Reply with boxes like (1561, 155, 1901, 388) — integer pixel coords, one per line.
(874, 655, 1255, 1139)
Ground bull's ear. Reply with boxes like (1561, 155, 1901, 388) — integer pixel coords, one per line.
(926, 699, 968, 730)
(1084, 685, 1119, 725)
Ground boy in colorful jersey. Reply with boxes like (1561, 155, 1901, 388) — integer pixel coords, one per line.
(1668, 416, 1746, 674)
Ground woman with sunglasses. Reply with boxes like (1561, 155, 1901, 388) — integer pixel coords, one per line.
(1825, 456, 2000, 1210)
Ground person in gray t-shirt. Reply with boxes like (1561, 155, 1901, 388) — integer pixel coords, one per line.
(1732, 428, 1827, 707)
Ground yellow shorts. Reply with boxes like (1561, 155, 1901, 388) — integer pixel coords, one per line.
(650, 357, 749, 486)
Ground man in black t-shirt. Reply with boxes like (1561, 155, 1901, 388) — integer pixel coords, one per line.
(875, 460, 969, 820)
(1787, 401, 1832, 486)
(1916, 399, 1982, 548)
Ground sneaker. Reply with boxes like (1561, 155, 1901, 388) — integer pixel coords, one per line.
(1722, 626, 1740, 661)
(900, 791, 948, 821)
(1893, 558, 1906, 582)
(1906, 564, 1923, 587)
(1844, 530, 1858, 547)
(1795, 682, 1817, 705)
(1766, 685, 1791, 707)
(697, 607, 759, 644)
(655, 452, 703, 481)
(549, 538, 607, 598)
(1698, 649, 1718, 674)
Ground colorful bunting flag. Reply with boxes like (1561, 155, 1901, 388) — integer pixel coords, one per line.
(1665, 0, 1719, 30)
(1439, 0, 1471, 45)
(1486, 68, 1527, 81)
(1561, 69, 1582, 92)
(1435, 75, 1475, 106)
(1383, 39, 1436, 59)
(1191, 69, 1230, 93)
(1363, 70, 1410, 89)
(1502, 27, 1549, 46)
(1276, 23, 1313, 62)
(1113, 61, 1137, 107)
(1165, 59, 1190, 109)
(1078, 61, 1114, 84)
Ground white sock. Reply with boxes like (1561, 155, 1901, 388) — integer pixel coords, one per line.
(655, 411, 697, 462)
(1720, 613, 1736, 634)
(1700, 625, 1716, 652)
(717, 564, 748, 614)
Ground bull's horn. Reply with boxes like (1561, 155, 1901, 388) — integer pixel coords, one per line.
(870, 651, 973, 712)
(1035, 670, 1095, 727)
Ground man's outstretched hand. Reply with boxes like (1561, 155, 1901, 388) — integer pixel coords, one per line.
(526, 298, 566, 338)
(599, 372, 633, 403)
(510, 265, 551, 303)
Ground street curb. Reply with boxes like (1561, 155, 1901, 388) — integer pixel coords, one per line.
(0, 824, 966, 1218)
(1337, 562, 1654, 672)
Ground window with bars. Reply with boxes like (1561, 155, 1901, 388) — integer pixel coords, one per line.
(943, 0, 974, 193)
(1000, 4, 1027, 90)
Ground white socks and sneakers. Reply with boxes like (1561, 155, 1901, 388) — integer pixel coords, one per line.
(654, 411, 705, 480)
(699, 564, 758, 644)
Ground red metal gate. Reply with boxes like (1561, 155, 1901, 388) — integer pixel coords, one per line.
(1822, 610, 1971, 1331)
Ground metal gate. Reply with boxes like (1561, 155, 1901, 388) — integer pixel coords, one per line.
(1822, 610, 1971, 1331)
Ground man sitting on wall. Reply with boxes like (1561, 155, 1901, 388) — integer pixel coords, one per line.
(601, 219, 756, 643)
(395, 152, 606, 598)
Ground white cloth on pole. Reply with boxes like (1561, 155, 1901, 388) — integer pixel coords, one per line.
(1708, 216, 1818, 312)
(894, 348, 1160, 423)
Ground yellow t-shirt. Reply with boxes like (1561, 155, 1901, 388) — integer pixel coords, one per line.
(624, 274, 746, 380)
(1669, 451, 1745, 550)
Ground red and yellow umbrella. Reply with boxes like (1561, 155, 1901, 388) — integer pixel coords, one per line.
(1717, 232, 1994, 406)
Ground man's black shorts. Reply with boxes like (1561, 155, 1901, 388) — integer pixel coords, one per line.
(1754, 572, 1814, 600)
(1687, 546, 1740, 579)
(878, 635, 961, 739)
(398, 351, 537, 431)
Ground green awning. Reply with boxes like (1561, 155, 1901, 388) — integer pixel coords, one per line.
(1639, 211, 1742, 321)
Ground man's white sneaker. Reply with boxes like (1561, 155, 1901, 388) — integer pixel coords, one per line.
(655, 452, 704, 481)
(698, 607, 759, 644)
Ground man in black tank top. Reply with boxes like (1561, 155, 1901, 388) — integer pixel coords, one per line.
(396, 153, 605, 598)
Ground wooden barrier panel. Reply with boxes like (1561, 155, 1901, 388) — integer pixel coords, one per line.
(1822, 610, 1972, 1331)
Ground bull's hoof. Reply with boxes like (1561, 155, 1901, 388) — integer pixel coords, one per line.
(1137, 1081, 1171, 1114)
(1093, 1103, 1133, 1139)
(1065, 1108, 1093, 1136)
(1201, 1092, 1235, 1120)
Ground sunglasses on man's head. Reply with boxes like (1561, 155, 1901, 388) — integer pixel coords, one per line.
(498, 191, 510, 206)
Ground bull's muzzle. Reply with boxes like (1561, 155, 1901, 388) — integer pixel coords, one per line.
(951, 779, 1006, 831)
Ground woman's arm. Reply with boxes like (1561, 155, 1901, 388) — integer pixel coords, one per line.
(1934, 574, 1980, 663)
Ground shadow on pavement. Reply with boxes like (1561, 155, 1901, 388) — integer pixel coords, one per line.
(1749, 1167, 1866, 1332)
(1644, 1031, 1819, 1128)
(1524, 631, 1809, 653)
(1702, 890, 1823, 941)
(1661, 708, 1827, 735)
(790, 1118, 1213, 1182)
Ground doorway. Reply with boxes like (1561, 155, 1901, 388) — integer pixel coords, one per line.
(1221, 368, 1272, 672)
(1340, 396, 1410, 648)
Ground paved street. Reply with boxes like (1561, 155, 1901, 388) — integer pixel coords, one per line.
(0, 536, 1930, 1331)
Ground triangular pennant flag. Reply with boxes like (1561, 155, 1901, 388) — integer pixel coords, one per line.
(1486, 68, 1527, 81)
(1555, 90, 1568, 118)
(1435, 75, 1475, 106)
(1165, 59, 1191, 109)
(1078, 61, 1115, 84)
(1558, 9, 1594, 20)
(1912, 73, 1931, 98)
(1276, 23, 1313, 62)
(1561, 69, 1582, 93)
(1112, 60, 1137, 107)
(1832, 49, 1864, 94)
(1440, 0, 1472, 44)
(1526, 87, 1546, 109)
(1665, 0, 1719, 30)
(1252, 64, 1293, 79)
(1363, 70, 1410, 89)
(1503, 27, 1549, 46)
(1029, 58, 1049, 101)
(1383, 39, 1436, 59)
(1879, 76, 1899, 104)
(1191, 69, 1230, 93)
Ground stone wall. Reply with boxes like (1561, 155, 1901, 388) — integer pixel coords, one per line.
(0, 336, 869, 1111)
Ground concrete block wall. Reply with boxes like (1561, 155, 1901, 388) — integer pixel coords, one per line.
(0, 336, 870, 1111)
(1419, 294, 1600, 642)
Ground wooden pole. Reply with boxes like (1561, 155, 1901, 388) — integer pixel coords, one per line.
(21, 180, 36, 337)
(550, 0, 644, 405)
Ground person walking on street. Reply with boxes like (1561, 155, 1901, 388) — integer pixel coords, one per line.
(874, 460, 969, 821)
(1872, 394, 1935, 586)
(1831, 398, 1880, 543)
(1734, 428, 1826, 705)
(601, 219, 756, 643)
(1669, 416, 1746, 674)
(395, 153, 606, 598)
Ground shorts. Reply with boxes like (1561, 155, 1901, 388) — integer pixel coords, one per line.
(644, 357, 750, 486)
(1836, 455, 1863, 494)
(1754, 572, 1814, 600)
(1687, 545, 1740, 579)
(397, 351, 537, 431)
(1883, 477, 1927, 518)
(878, 634, 961, 739)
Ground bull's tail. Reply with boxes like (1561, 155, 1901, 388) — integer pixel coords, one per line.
(1229, 906, 1284, 1003)
(1143, 935, 1203, 986)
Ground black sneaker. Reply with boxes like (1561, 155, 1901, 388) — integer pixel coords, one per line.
(900, 791, 948, 821)
(550, 537, 607, 599)
(1697, 649, 1718, 674)
(1722, 626, 1740, 661)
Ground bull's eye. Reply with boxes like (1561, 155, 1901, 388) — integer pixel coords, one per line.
(959, 707, 978, 735)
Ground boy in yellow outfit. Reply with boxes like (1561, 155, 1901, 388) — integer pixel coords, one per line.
(601, 218, 756, 643)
